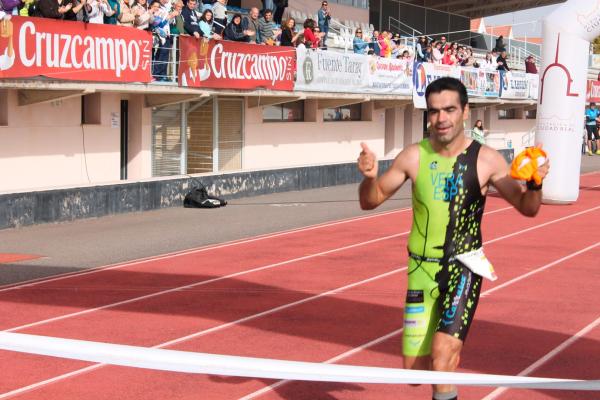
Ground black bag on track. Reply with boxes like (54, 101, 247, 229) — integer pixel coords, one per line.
(184, 183, 227, 209)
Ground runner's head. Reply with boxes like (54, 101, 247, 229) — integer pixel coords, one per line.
(425, 77, 470, 145)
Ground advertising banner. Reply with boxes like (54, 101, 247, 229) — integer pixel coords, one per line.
(499, 71, 529, 99)
(0, 16, 152, 82)
(295, 48, 368, 93)
(482, 70, 500, 97)
(412, 62, 461, 109)
(460, 67, 486, 97)
(527, 73, 539, 100)
(364, 56, 412, 95)
(586, 80, 600, 103)
(178, 36, 295, 90)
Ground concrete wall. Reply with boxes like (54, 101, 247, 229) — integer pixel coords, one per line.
(243, 100, 392, 169)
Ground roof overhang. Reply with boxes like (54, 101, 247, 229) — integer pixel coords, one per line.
(405, 0, 565, 19)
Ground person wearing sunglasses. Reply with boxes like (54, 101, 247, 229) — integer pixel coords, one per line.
(353, 29, 368, 54)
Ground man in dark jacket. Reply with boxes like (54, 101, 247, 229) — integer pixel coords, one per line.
(182, 0, 203, 38)
(38, 0, 72, 18)
(496, 50, 510, 71)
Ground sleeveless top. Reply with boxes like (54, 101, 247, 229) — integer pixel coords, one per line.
(408, 139, 486, 263)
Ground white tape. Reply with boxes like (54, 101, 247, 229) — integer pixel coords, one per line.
(0, 332, 598, 390)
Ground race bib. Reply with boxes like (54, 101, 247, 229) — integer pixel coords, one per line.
(456, 248, 498, 281)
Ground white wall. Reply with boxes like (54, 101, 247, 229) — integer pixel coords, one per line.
(243, 100, 395, 169)
(0, 90, 123, 192)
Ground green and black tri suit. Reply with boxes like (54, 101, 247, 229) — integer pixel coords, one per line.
(403, 139, 486, 357)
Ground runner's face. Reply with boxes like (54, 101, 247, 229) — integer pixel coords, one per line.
(427, 90, 468, 145)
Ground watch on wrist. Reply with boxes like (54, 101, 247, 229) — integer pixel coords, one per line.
(526, 180, 543, 191)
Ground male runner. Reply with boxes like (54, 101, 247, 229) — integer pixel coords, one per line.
(357, 77, 550, 400)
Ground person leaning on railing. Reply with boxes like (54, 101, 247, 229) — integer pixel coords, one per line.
(131, 0, 152, 30)
(84, 0, 114, 23)
(224, 13, 252, 42)
(352, 28, 369, 54)
(303, 18, 319, 49)
(198, 8, 222, 40)
(279, 17, 300, 47)
(181, 0, 203, 38)
(242, 7, 260, 43)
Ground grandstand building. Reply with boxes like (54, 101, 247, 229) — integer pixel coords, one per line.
(0, 0, 591, 228)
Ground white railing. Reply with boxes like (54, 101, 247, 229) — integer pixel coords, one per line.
(522, 127, 536, 147)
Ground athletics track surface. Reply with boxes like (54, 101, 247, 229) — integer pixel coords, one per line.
(0, 173, 599, 399)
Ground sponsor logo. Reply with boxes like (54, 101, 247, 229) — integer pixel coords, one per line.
(441, 274, 467, 326)
(429, 161, 438, 170)
(16, 20, 150, 77)
(413, 62, 427, 97)
(405, 306, 425, 314)
(406, 289, 424, 303)
(404, 318, 425, 328)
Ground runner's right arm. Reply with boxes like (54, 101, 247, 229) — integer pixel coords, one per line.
(358, 142, 417, 210)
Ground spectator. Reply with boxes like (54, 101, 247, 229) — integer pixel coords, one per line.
(370, 30, 380, 55)
(261, 0, 273, 17)
(496, 49, 510, 71)
(313, 26, 322, 48)
(211, 0, 226, 35)
(352, 28, 368, 54)
(19, 0, 37, 16)
(391, 33, 401, 58)
(149, 0, 176, 81)
(317, 0, 330, 49)
(224, 13, 251, 41)
(1, 0, 22, 15)
(118, 0, 136, 27)
(182, 0, 203, 38)
(273, 0, 285, 25)
(525, 55, 538, 74)
(303, 18, 319, 49)
(242, 7, 260, 43)
(416, 36, 427, 62)
(585, 103, 600, 155)
(494, 35, 506, 52)
(258, 9, 280, 45)
(131, 0, 152, 30)
(432, 41, 443, 64)
(85, 0, 114, 23)
(296, 33, 306, 49)
(38, 0, 73, 19)
(169, 0, 185, 35)
(442, 47, 453, 65)
(378, 30, 390, 58)
(423, 43, 432, 62)
(472, 120, 486, 144)
(280, 17, 299, 47)
(480, 52, 494, 69)
(199, 9, 222, 40)
(104, 0, 119, 23)
(439, 35, 448, 51)
(462, 47, 476, 67)
(401, 49, 411, 62)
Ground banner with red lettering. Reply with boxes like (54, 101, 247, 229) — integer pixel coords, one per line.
(587, 80, 600, 103)
(178, 36, 295, 90)
(0, 16, 152, 82)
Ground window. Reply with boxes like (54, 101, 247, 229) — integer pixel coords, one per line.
(525, 109, 536, 119)
(323, 104, 362, 122)
(262, 101, 304, 122)
(498, 108, 517, 120)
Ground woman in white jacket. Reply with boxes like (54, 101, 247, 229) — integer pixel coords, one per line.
(132, 0, 151, 30)
(85, 0, 115, 24)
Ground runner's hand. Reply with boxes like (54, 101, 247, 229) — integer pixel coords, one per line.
(358, 142, 377, 179)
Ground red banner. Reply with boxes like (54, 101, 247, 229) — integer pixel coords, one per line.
(0, 16, 152, 82)
(587, 80, 600, 103)
(178, 36, 295, 91)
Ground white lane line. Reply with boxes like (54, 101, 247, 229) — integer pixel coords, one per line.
(1, 205, 514, 333)
(1, 205, 599, 396)
(482, 315, 600, 400)
(238, 242, 600, 400)
(0, 266, 408, 399)
(0, 207, 413, 292)
(3, 232, 410, 333)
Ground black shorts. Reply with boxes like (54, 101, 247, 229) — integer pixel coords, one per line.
(586, 125, 599, 140)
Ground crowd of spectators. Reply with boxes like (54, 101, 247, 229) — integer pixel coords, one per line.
(1, 0, 539, 80)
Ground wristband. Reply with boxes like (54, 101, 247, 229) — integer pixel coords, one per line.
(526, 180, 543, 191)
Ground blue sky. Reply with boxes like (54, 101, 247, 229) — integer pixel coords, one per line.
(485, 4, 561, 37)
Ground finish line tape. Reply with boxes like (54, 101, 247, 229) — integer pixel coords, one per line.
(0, 332, 598, 391)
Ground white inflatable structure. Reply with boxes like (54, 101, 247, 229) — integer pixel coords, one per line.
(537, 0, 600, 203)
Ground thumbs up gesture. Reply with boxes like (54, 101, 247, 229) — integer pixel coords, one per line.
(357, 142, 377, 179)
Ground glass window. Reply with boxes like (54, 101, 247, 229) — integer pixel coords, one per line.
(323, 104, 362, 121)
(498, 108, 517, 120)
(262, 101, 304, 122)
(525, 109, 536, 119)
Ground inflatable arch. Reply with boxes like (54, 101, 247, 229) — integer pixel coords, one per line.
(537, 0, 600, 203)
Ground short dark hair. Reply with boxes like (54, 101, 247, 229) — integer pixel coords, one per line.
(425, 77, 468, 110)
(263, 9, 272, 15)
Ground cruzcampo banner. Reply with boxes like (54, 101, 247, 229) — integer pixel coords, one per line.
(178, 36, 295, 90)
(0, 16, 152, 82)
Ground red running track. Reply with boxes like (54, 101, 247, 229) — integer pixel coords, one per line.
(0, 174, 599, 400)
